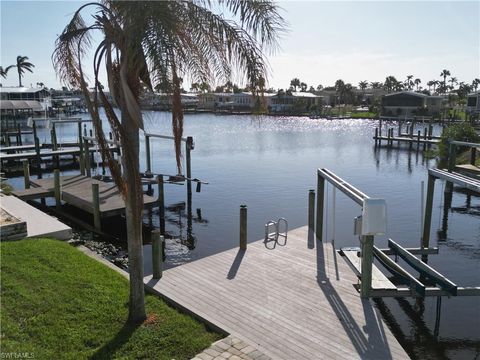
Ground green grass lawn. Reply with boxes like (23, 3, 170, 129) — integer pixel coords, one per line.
(0, 239, 222, 359)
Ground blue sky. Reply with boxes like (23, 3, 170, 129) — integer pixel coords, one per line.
(1, 1, 479, 90)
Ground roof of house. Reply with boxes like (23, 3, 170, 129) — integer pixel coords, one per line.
(0, 100, 44, 110)
(0, 87, 50, 94)
(384, 91, 427, 98)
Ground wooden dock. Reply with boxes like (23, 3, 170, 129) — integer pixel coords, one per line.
(14, 175, 158, 218)
(145, 226, 409, 359)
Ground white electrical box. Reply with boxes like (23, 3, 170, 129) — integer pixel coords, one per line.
(361, 198, 387, 236)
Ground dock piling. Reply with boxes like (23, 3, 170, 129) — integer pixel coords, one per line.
(54, 169, 61, 209)
(157, 175, 165, 236)
(315, 173, 325, 241)
(92, 183, 101, 230)
(360, 235, 374, 298)
(422, 175, 436, 261)
(240, 205, 247, 250)
(152, 229, 164, 279)
(308, 189, 315, 231)
(22, 160, 30, 189)
(84, 138, 91, 177)
(145, 135, 151, 173)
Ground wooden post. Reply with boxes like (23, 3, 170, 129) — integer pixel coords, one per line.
(447, 143, 456, 173)
(51, 125, 58, 150)
(79, 138, 85, 175)
(387, 128, 391, 147)
(32, 121, 38, 144)
(92, 183, 101, 230)
(54, 169, 61, 209)
(308, 189, 315, 231)
(423, 127, 427, 151)
(34, 137, 42, 179)
(152, 229, 163, 279)
(374, 128, 378, 146)
(360, 235, 374, 298)
(77, 121, 82, 145)
(417, 130, 421, 150)
(379, 119, 382, 136)
(239, 205, 247, 250)
(84, 138, 91, 177)
(186, 136, 193, 180)
(422, 175, 436, 252)
(157, 175, 165, 236)
(145, 135, 151, 173)
(17, 124, 22, 145)
(22, 160, 30, 189)
(398, 122, 402, 136)
(470, 147, 477, 165)
(316, 173, 325, 241)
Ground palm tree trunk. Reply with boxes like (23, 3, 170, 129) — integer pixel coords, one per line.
(18, 70, 22, 87)
(121, 111, 147, 324)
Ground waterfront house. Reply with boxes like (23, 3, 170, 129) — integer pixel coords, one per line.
(268, 92, 321, 113)
(466, 91, 480, 114)
(0, 87, 52, 121)
(381, 91, 442, 120)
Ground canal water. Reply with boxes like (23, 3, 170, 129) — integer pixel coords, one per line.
(8, 111, 479, 359)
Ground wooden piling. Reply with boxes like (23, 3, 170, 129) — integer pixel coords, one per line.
(84, 138, 91, 177)
(145, 135, 151, 173)
(16, 124, 22, 145)
(423, 128, 427, 151)
(152, 229, 164, 279)
(417, 130, 421, 150)
(77, 122, 82, 145)
(360, 235, 374, 298)
(316, 173, 325, 241)
(92, 183, 101, 230)
(374, 128, 378, 146)
(34, 137, 42, 179)
(157, 175, 165, 236)
(54, 169, 61, 209)
(308, 189, 315, 231)
(79, 139, 85, 175)
(22, 160, 30, 189)
(186, 136, 193, 180)
(240, 205, 247, 250)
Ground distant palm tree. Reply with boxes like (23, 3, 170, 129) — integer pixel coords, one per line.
(290, 78, 301, 92)
(6, 56, 35, 87)
(300, 82, 307, 92)
(405, 75, 414, 90)
(472, 78, 480, 92)
(414, 78, 421, 91)
(448, 77, 457, 90)
(440, 69, 450, 94)
(358, 80, 368, 92)
(370, 81, 383, 89)
(0, 66, 9, 79)
(316, 84, 323, 92)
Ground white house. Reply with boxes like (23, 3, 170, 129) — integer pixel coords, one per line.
(268, 92, 320, 113)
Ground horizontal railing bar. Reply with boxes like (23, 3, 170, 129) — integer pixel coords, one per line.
(144, 132, 188, 142)
(318, 168, 368, 206)
(450, 140, 480, 147)
(83, 136, 120, 146)
(370, 287, 480, 298)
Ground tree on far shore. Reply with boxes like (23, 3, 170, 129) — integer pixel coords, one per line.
(5, 56, 34, 87)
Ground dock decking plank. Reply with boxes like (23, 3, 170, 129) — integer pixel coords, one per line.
(146, 226, 409, 359)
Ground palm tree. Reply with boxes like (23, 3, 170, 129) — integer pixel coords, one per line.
(0, 66, 9, 79)
(290, 78, 301, 92)
(472, 78, 480, 92)
(358, 80, 368, 92)
(405, 75, 414, 90)
(440, 69, 450, 94)
(414, 78, 421, 91)
(300, 82, 307, 92)
(449, 77, 457, 90)
(6, 56, 35, 87)
(54, 0, 283, 324)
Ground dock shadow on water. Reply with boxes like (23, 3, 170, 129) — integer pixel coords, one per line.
(315, 238, 393, 360)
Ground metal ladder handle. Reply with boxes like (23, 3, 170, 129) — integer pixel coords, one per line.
(265, 221, 278, 241)
(276, 218, 288, 240)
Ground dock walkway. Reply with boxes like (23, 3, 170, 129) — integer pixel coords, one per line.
(145, 226, 409, 359)
(25, 175, 158, 218)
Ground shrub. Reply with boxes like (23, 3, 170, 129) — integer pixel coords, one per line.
(439, 122, 480, 159)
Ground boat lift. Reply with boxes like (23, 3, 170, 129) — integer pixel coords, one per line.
(315, 168, 480, 299)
